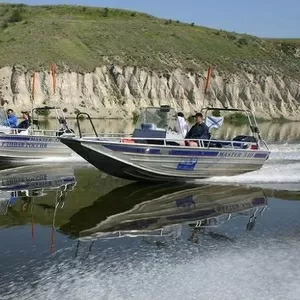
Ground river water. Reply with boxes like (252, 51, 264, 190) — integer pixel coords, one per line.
(0, 120, 300, 300)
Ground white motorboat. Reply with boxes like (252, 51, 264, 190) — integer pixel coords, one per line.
(59, 105, 271, 182)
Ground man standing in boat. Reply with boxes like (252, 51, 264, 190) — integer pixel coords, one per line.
(6, 109, 18, 128)
(185, 112, 210, 146)
(175, 112, 190, 138)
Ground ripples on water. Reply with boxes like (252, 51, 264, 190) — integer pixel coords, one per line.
(1, 123, 300, 300)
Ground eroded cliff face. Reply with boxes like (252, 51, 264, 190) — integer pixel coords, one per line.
(0, 64, 299, 119)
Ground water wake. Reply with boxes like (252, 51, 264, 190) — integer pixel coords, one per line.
(2, 238, 300, 300)
(198, 143, 300, 188)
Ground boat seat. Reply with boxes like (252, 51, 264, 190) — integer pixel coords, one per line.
(232, 135, 257, 149)
(202, 135, 257, 149)
(141, 123, 157, 130)
(56, 128, 75, 136)
(233, 135, 257, 143)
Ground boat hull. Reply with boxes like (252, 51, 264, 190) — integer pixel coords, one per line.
(0, 134, 75, 162)
(59, 137, 270, 182)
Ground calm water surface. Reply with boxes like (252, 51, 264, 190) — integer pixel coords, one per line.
(0, 121, 300, 300)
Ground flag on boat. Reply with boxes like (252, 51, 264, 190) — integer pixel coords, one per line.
(205, 116, 224, 129)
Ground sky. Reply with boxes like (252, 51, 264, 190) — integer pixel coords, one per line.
(4, 0, 300, 38)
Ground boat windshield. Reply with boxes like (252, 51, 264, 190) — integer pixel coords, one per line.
(135, 106, 177, 130)
(0, 107, 9, 127)
(32, 106, 68, 131)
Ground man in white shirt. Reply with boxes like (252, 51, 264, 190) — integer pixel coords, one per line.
(175, 112, 190, 138)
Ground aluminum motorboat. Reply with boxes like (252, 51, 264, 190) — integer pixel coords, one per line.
(59, 105, 271, 182)
(0, 106, 77, 162)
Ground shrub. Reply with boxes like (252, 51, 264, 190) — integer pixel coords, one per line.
(227, 112, 248, 124)
(237, 38, 249, 46)
(212, 110, 221, 117)
(1, 21, 8, 30)
(187, 115, 194, 123)
(35, 108, 51, 117)
(8, 9, 23, 23)
(103, 8, 109, 17)
(132, 111, 139, 124)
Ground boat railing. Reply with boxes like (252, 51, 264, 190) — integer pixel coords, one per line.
(258, 139, 269, 150)
(201, 106, 269, 151)
(79, 226, 181, 241)
(75, 112, 269, 151)
(6, 128, 74, 137)
(85, 135, 268, 151)
(80, 132, 130, 138)
(29, 129, 61, 136)
(76, 112, 98, 138)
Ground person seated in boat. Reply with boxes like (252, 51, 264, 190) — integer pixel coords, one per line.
(175, 112, 190, 138)
(17, 111, 31, 132)
(184, 112, 210, 146)
(6, 109, 18, 128)
(56, 117, 75, 136)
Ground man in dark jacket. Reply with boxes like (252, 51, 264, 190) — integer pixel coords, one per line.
(185, 112, 210, 146)
(17, 111, 31, 131)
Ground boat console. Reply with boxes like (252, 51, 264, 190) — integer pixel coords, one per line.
(132, 105, 182, 145)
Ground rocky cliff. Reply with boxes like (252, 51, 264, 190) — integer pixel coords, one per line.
(0, 64, 300, 120)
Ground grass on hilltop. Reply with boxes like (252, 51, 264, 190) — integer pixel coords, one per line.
(0, 3, 299, 77)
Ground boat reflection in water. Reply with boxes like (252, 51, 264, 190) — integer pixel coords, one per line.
(0, 164, 76, 216)
(0, 164, 269, 253)
(59, 182, 268, 248)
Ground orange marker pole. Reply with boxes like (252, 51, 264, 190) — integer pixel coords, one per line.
(50, 226, 55, 254)
(31, 217, 35, 240)
(204, 66, 212, 94)
(30, 201, 36, 240)
(31, 72, 36, 101)
(51, 63, 56, 95)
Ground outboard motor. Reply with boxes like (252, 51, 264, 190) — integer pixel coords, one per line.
(232, 135, 257, 143)
(232, 135, 257, 149)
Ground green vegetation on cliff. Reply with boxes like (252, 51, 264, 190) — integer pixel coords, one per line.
(0, 3, 300, 76)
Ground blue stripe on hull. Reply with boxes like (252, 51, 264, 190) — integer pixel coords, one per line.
(169, 150, 219, 156)
(104, 144, 219, 157)
(103, 144, 268, 159)
(0, 136, 32, 141)
(254, 153, 268, 159)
